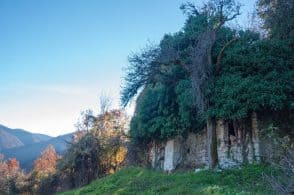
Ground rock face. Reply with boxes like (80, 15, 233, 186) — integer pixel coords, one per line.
(149, 112, 262, 171)
(183, 130, 208, 168)
(150, 141, 165, 170)
(163, 136, 183, 172)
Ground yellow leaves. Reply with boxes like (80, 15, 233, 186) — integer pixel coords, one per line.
(115, 147, 128, 164)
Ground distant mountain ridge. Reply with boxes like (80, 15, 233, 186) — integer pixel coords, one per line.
(0, 124, 73, 171)
(0, 124, 52, 149)
(0, 128, 24, 148)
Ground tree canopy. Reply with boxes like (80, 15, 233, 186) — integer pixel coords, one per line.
(121, 0, 294, 143)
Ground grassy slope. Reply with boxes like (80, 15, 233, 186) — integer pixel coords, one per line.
(61, 165, 274, 195)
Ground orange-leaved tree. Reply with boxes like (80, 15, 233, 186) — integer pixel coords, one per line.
(34, 145, 60, 175)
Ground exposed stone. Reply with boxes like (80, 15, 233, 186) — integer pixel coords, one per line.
(218, 158, 239, 169)
(183, 131, 208, 168)
(150, 141, 165, 170)
(195, 166, 208, 173)
(149, 113, 262, 171)
(163, 136, 183, 172)
(163, 140, 174, 172)
(251, 112, 261, 162)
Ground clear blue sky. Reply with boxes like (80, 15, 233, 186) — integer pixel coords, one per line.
(0, 0, 255, 136)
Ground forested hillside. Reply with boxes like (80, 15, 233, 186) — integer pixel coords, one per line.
(0, 124, 51, 149)
(0, 124, 72, 171)
(2, 133, 72, 171)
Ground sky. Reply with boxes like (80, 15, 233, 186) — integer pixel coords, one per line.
(0, 0, 256, 137)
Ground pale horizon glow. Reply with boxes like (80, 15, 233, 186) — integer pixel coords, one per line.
(0, 0, 255, 136)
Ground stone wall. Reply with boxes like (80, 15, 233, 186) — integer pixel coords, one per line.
(149, 112, 262, 171)
(149, 131, 208, 171)
(216, 113, 261, 168)
(163, 136, 184, 172)
(149, 141, 165, 170)
(183, 131, 208, 168)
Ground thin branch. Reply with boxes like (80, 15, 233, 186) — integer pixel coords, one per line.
(215, 36, 238, 74)
(226, 11, 241, 22)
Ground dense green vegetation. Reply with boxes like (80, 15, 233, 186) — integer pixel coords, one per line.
(38, 109, 128, 193)
(208, 33, 294, 119)
(0, 109, 129, 194)
(59, 0, 294, 193)
(61, 164, 274, 195)
(2, 0, 293, 194)
(122, 0, 294, 143)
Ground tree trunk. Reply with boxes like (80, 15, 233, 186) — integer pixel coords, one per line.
(186, 29, 219, 169)
(189, 30, 216, 113)
(207, 117, 218, 168)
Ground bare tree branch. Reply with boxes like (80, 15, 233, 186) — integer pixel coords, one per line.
(180, 2, 199, 16)
(99, 93, 112, 114)
(215, 35, 238, 74)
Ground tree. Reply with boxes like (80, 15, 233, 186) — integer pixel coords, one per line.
(75, 109, 96, 132)
(99, 93, 112, 114)
(208, 31, 294, 120)
(6, 158, 20, 175)
(180, 0, 240, 168)
(261, 125, 294, 194)
(57, 109, 128, 189)
(257, 0, 294, 39)
(121, 1, 241, 169)
(58, 134, 103, 188)
(121, 45, 161, 107)
(0, 154, 9, 193)
(0, 155, 25, 194)
(28, 145, 60, 193)
(121, 0, 293, 170)
(34, 145, 60, 176)
(129, 64, 201, 143)
(95, 109, 129, 136)
(130, 84, 180, 142)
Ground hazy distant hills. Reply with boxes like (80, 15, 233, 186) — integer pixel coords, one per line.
(0, 124, 73, 171)
(0, 124, 52, 149)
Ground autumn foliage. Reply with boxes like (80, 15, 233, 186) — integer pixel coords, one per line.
(33, 145, 60, 175)
(56, 109, 128, 190)
(0, 154, 24, 194)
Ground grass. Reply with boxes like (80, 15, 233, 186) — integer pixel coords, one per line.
(60, 164, 274, 195)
